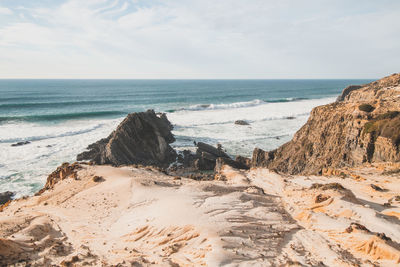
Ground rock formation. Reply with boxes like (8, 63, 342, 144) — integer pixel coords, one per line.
(11, 141, 31, 147)
(253, 73, 400, 175)
(77, 110, 177, 167)
(0, 191, 14, 205)
(234, 120, 250, 125)
(36, 162, 82, 195)
(172, 142, 250, 176)
(214, 157, 250, 172)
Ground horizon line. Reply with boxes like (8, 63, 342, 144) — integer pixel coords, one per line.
(0, 77, 377, 80)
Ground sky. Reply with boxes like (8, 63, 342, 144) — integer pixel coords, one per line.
(0, 0, 399, 79)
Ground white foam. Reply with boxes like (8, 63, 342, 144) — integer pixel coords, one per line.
(0, 96, 335, 197)
(185, 99, 266, 111)
(169, 97, 335, 156)
(168, 97, 334, 127)
(0, 118, 122, 197)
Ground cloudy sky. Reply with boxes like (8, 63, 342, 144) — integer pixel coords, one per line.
(0, 0, 399, 79)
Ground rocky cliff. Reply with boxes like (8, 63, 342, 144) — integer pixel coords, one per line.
(253, 73, 400, 175)
(77, 110, 176, 167)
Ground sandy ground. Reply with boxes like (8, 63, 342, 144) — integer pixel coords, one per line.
(1, 163, 399, 266)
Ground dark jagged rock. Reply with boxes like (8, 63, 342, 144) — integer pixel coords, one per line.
(193, 142, 231, 170)
(77, 110, 177, 167)
(235, 155, 251, 169)
(0, 191, 14, 205)
(214, 157, 250, 172)
(252, 148, 276, 168)
(234, 120, 250, 125)
(196, 142, 230, 159)
(370, 184, 386, 192)
(172, 142, 233, 173)
(11, 141, 31, 147)
(177, 150, 197, 167)
(194, 158, 216, 171)
(172, 142, 249, 176)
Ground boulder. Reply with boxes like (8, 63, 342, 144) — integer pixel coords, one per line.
(0, 191, 14, 205)
(235, 155, 251, 169)
(196, 142, 230, 159)
(234, 120, 250, 125)
(11, 141, 30, 147)
(215, 157, 250, 172)
(77, 110, 177, 167)
(193, 158, 216, 171)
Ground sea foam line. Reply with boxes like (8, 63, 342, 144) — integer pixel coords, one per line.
(167, 97, 309, 112)
(0, 123, 105, 143)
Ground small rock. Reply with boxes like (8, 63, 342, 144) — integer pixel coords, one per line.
(345, 222, 369, 233)
(314, 194, 330, 203)
(370, 184, 385, 192)
(234, 120, 250, 125)
(0, 191, 14, 205)
(11, 141, 31, 147)
(92, 176, 104, 182)
(245, 186, 265, 195)
(376, 232, 391, 241)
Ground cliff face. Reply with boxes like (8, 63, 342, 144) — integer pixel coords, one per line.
(77, 110, 177, 167)
(253, 73, 400, 175)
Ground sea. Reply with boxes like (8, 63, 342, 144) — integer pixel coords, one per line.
(0, 79, 372, 197)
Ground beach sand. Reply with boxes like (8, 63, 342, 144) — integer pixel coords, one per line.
(1, 164, 399, 266)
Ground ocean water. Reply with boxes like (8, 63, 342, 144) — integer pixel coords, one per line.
(0, 79, 372, 197)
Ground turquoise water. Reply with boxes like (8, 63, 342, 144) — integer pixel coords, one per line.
(0, 79, 369, 123)
(0, 79, 372, 196)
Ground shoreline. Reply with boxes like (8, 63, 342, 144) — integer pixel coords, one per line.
(1, 74, 399, 266)
(1, 96, 336, 198)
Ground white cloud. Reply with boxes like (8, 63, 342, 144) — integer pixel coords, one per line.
(0, 6, 13, 15)
(0, 0, 399, 78)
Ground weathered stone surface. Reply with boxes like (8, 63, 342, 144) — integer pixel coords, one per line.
(253, 73, 400, 175)
(0, 191, 14, 205)
(215, 157, 250, 172)
(36, 162, 82, 195)
(11, 141, 31, 147)
(196, 142, 230, 159)
(235, 155, 251, 169)
(234, 120, 250, 125)
(336, 85, 363, 102)
(77, 110, 177, 167)
(173, 142, 233, 172)
(180, 142, 231, 171)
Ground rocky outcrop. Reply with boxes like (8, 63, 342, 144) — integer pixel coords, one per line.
(336, 85, 363, 102)
(172, 142, 250, 177)
(0, 191, 14, 205)
(192, 142, 231, 170)
(214, 157, 250, 172)
(36, 162, 82, 195)
(235, 155, 251, 168)
(253, 73, 400, 175)
(77, 110, 177, 167)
